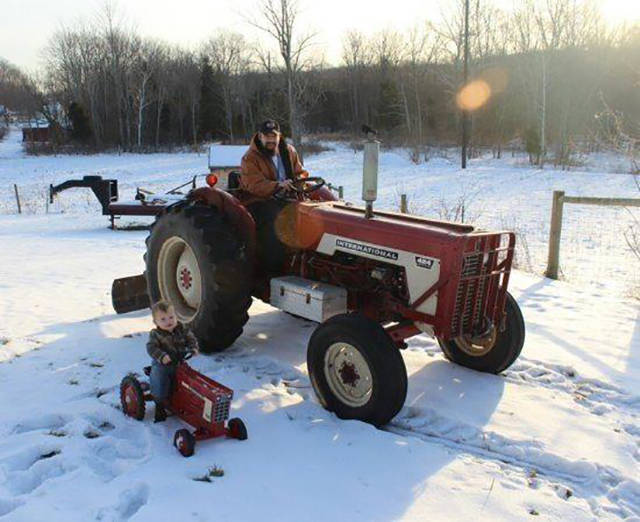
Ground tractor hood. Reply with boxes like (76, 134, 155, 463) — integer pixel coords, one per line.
(292, 201, 478, 257)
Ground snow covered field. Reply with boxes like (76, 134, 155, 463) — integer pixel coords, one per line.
(1, 127, 638, 295)
(0, 127, 639, 521)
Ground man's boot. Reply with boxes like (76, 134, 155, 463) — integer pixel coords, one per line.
(154, 402, 167, 423)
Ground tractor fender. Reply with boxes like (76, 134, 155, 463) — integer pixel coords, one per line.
(189, 187, 256, 259)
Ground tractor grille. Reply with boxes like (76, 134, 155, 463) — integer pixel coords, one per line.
(450, 234, 514, 338)
(214, 395, 231, 423)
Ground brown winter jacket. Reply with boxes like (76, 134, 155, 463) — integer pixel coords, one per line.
(240, 134, 309, 198)
(146, 323, 199, 364)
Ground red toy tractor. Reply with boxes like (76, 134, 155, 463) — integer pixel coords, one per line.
(120, 352, 247, 457)
(113, 129, 525, 428)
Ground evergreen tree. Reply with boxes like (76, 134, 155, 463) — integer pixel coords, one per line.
(198, 56, 220, 140)
(67, 101, 92, 142)
(377, 78, 403, 131)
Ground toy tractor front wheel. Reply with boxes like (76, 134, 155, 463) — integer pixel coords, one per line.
(438, 292, 525, 374)
(120, 375, 146, 420)
(227, 418, 248, 440)
(174, 429, 196, 457)
(145, 203, 253, 353)
(307, 313, 408, 427)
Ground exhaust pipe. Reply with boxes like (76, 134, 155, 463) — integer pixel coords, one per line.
(362, 125, 379, 219)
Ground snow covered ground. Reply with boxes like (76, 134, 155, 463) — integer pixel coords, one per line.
(0, 128, 639, 521)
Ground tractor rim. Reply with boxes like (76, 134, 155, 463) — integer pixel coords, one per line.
(122, 383, 140, 416)
(324, 342, 373, 408)
(456, 325, 498, 357)
(157, 236, 202, 322)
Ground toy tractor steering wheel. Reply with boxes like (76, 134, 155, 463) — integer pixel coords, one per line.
(180, 350, 196, 362)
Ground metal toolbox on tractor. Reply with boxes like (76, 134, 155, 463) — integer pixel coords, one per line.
(270, 276, 347, 322)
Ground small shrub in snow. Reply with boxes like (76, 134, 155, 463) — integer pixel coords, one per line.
(193, 466, 225, 482)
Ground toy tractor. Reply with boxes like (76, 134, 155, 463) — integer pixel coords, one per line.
(113, 129, 525, 427)
(120, 351, 247, 457)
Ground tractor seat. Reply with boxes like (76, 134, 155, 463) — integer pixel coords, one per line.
(228, 171, 241, 190)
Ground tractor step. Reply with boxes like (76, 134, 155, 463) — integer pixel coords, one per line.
(112, 274, 149, 314)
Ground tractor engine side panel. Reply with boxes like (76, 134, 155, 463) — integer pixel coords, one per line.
(315, 233, 441, 317)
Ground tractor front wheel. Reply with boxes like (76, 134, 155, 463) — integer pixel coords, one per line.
(438, 292, 525, 374)
(307, 313, 407, 427)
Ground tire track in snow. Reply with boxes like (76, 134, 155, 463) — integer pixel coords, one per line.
(387, 418, 640, 519)
(503, 357, 640, 415)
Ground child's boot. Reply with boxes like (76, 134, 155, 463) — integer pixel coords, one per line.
(154, 402, 167, 423)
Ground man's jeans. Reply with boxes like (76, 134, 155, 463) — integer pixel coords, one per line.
(150, 360, 176, 402)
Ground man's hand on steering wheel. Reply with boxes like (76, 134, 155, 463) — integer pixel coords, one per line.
(274, 176, 326, 199)
(277, 179, 295, 193)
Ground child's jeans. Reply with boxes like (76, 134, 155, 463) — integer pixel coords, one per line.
(150, 360, 176, 402)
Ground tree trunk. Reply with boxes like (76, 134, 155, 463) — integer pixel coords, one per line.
(155, 94, 163, 149)
(540, 52, 547, 168)
(191, 102, 197, 147)
(137, 78, 146, 148)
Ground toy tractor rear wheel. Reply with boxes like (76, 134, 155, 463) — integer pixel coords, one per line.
(145, 202, 253, 353)
(307, 313, 408, 427)
(174, 428, 196, 457)
(120, 375, 146, 420)
(438, 292, 525, 374)
(227, 418, 248, 440)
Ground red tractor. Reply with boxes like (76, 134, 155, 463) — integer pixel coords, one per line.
(113, 131, 524, 427)
(120, 352, 248, 457)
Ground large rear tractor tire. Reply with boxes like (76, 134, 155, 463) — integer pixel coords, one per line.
(438, 292, 525, 374)
(307, 313, 407, 427)
(145, 202, 253, 353)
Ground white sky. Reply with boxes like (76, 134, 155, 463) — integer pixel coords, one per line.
(2, 0, 639, 71)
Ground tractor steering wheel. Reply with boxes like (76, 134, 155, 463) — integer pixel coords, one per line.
(275, 176, 326, 200)
(291, 176, 326, 194)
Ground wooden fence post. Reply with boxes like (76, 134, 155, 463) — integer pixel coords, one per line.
(14, 184, 21, 214)
(545, 190, 564, 279)
(400, 194, 408, 213)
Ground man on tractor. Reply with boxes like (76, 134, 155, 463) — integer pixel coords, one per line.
(239, 119, 308, 199)
(240, 120, 311, 273)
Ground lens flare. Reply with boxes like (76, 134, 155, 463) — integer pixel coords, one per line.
(456, 80, 492, 111)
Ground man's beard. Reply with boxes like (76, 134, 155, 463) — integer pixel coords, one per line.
(264, 142, 277, 156)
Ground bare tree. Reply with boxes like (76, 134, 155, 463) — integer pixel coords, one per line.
(203, 31, 252, 141)
(342, 30, 372, 132)
(249, 0, 317, 141)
